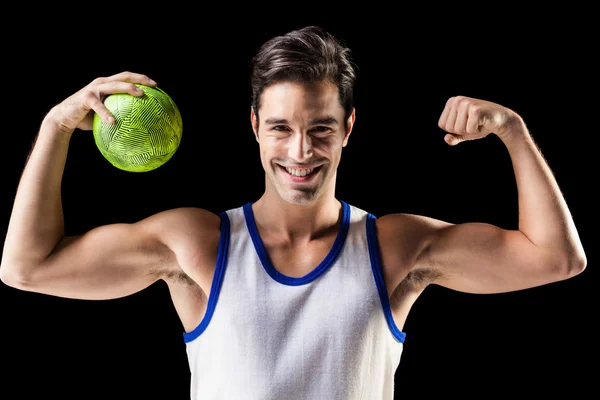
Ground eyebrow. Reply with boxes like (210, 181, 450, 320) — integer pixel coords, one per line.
(264, 117, 339, 126)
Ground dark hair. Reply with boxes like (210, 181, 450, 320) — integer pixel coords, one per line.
(250, 26, 357, 129)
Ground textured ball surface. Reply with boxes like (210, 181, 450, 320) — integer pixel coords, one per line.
(92, 84, 183, 172)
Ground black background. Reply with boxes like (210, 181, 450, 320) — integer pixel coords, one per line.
(1, 8, 595, 400)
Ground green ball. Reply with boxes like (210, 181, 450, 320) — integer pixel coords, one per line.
(92, 84, 183, 172)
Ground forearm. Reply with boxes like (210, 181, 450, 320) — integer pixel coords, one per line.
(500, 118, 586, 269)
(1, 115, 72, 276)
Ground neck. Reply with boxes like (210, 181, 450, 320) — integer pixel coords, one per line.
(252, 192, 342, 242)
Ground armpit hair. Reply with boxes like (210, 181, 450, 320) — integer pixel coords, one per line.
(149, 267, 197, 286)
(396, 267, 443, 295)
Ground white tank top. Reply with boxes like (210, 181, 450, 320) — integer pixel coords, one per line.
(184, 201, 406, 400)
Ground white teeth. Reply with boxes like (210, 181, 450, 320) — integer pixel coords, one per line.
(285, 167, 314, 177)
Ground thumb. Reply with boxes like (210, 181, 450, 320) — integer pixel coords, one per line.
(444, 133, 462, 146)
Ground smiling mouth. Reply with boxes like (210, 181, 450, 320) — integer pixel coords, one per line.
(278, 165, 322, 178)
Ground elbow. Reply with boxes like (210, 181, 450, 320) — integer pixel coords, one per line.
(550, 250, 587, 281)
(0, 261, 35, 290)
(564, 241, 588, 278)
(0, 266, 19, 288)
(567, 251, 587, 277)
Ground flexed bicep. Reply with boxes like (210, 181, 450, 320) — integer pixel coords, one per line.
(5, 218, 175, 300)
(377, 213, 566, 296)
(419, 221, 562, 294)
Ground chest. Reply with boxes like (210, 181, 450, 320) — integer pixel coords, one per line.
(261, 235, 338, 278)
(214, 255, 383, 345)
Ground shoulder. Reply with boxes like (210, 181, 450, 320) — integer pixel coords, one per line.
(141, 207, 225, 286)
(138, 206, 223, 256)
(374, 212, 454, 273)
(157, 206, 222, 229)
(140, 206, 222, 236)
(376, 212, 453, 239)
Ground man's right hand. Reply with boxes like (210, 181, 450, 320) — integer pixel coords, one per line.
(45, 71, 157, 135)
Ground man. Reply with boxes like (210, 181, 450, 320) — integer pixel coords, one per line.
(0, 25, 587, 399)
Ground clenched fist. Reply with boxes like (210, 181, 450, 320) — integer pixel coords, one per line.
(438, 96, 522, 146)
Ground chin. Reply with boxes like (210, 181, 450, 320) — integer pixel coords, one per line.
(278, 189, 321, 206)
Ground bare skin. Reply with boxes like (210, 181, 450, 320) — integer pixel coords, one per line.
(0, 71, 587, 338)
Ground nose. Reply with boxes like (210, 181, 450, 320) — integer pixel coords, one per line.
(289, 131, 313, 162)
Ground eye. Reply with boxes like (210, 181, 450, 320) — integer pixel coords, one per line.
(310, 126, 332, 136)
(272, 125, 289, 131)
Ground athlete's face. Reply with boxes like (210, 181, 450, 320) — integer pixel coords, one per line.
(251, 80, 355, 205)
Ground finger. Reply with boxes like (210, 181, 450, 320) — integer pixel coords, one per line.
(453, 98, 470, 134)
(466, 105, 481, 134)
(444, 133, 461, 146)
(99, 71, 157, 87)
(83, 92, 114, 124)
(96, 81, 146, 98)
(444, 104, 458, 133)
(437, 97, 453, 129)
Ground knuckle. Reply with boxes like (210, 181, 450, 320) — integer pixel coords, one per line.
(456, 96, 470, 108)
(82, 91, 97, 104)
(465, 126, 477, 134)
(126, 82, 139, 92)
(82, 90, 95, 99)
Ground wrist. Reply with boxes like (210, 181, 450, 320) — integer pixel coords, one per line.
(41, 107, 75, 140)
(495, 113, 529, 144)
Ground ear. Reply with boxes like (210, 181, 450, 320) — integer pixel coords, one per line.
(250, 106, 259, 142)
(342, 108, 356, 147)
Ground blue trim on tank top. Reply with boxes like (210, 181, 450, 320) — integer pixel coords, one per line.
(366, 213, 407, 343)
(243, 201, 351, 286)
(183, 211, 231, 343)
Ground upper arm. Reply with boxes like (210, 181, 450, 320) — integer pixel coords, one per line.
(377, 213, 569, 295)
(5, 207, 221, 300)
